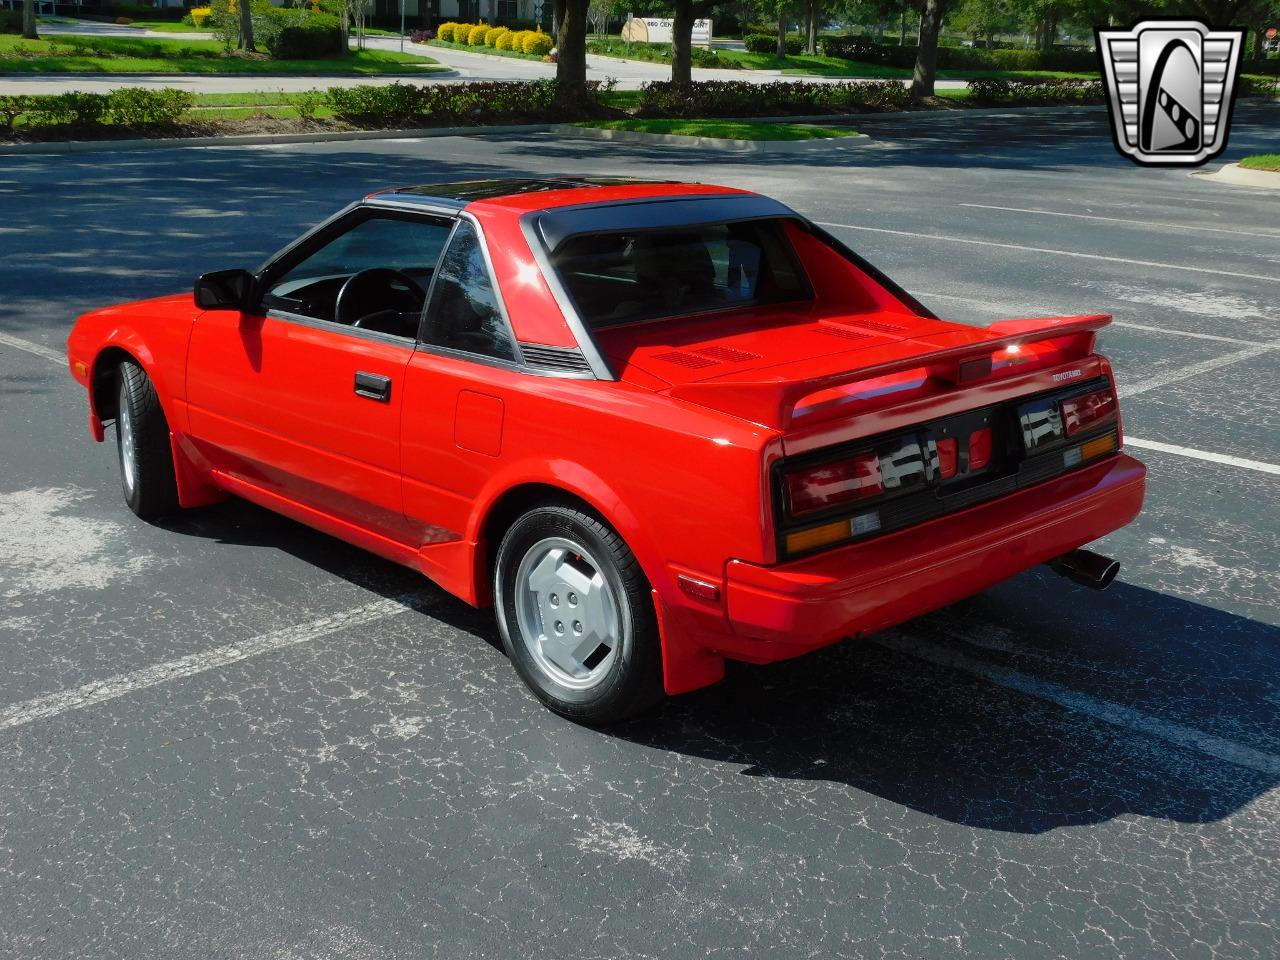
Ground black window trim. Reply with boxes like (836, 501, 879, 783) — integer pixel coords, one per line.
(256, 204, 454, 348)
(412, 212, 528, 371)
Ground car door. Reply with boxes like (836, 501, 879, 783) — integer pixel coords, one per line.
(186, 208, 454, 542)
(400, 218, 526, 546)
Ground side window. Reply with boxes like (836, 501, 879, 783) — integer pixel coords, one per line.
(421, 221, 516, 362)
(262, 213, 452, 340)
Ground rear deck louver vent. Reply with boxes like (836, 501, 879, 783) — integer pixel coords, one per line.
(519, 343, 593, 374)
(848, 318, 907, 333)
(655, 351, 720, 369)
(696, 346, 761, 362)
(816, 326, 872, 341)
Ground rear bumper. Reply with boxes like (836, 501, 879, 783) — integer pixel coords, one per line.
(721, 453, 1146, 658)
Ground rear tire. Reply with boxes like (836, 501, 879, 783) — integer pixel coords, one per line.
(494, 504, 664, 725)
(114, 361, 179, 521)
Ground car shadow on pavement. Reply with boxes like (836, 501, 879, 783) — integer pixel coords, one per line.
(159, 496, 1277, 835)
(610, 575, 1280, 835)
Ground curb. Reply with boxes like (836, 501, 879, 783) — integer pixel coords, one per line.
(550, 123, 869, 153)
(1191, 161, 1280, 190)
(0, 68, 456, 80)
(0, 121, 553, 155)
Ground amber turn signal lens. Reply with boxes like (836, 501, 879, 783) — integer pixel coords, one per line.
(73, 360, 89, 377)
(1080, 433, 1117, 462)
(785, 519, 853, 555)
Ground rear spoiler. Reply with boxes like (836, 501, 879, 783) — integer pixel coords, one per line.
(666, 314, 1111, 430)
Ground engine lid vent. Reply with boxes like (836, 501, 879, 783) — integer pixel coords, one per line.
(696, 345, 762, 362)
(815, 326, 872, 341)
(655, 350, 720, 369)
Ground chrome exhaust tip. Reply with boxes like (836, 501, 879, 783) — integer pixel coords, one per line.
(1047, 548, 1120, 591)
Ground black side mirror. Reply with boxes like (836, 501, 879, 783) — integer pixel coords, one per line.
(195, 268, 255, 311)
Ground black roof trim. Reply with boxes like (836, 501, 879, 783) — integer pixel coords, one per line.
(532, 193, 797, 252)
(386, 177, 682, 206)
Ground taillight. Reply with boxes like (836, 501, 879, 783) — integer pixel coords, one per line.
(968, 427, 993, 470)
(1060, 388, 1116, 437)
(784, 451, 883, 518)
(935, 438, 958, 479)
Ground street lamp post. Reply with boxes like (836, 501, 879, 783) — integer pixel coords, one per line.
(400, 0, 405, 52)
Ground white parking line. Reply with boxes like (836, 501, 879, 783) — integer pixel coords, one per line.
(958, 203, 1280, 242)
(1120, 343, 1277, 397)
(816, 222, 1280, 284)
(911, 291, 1266, 345)
(0, 596, 425, 733)
(875, 631, 1280, 778)
(0, 330, 65, 366)
(1123, 438, 1280, 477)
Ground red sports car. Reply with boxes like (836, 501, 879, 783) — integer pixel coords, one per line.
(67, 178, 1146, 723)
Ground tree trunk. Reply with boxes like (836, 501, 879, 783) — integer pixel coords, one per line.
(805, 0, 817, 55)
(776, 11, 787, 57)
(672, 0, 694, 85)
(910, 0, 944, 99)
(898, 5, 905, 45)
(1252, 25, 1264, 59)
(239, 0, 256, 52)
(555, 0, 589, 105)
(22, 0, 37, 40)
(1041, 12, 1056, 52)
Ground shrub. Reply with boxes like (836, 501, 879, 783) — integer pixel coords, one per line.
(966, 77, 1104, 104)
(293, 89, 324, 119)
(107, 87, 194, 125)
(467, 24, 489, 45)
(261, 12, 342, 59)
(409, 28, 433, 43)
(186, 6, 213, 27)
(0, 95, 26, 132)
(484, 26, 507, 47)
(495, 30, 515, 50)
(637, 79, 909, 117)
(0, 10, 22, 34)
(743, 32, 802, 55)
(435, 21, 457, 42)
(820, 36, 1097, 72)
(1241, 74, 1279, 97)
(522, 30, 553, 56)
(116, 16, 133, 24)
(325, 79, 609, 126)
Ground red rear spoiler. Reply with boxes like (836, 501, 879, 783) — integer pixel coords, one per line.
(666, 314, 1111, 429)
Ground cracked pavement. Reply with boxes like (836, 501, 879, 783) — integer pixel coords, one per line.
(0, 105, 1278, 958)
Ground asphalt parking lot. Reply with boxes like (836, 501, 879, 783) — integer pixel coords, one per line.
(1, 105, 1278, 959)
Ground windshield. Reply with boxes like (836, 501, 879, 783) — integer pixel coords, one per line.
(550, 219, 810, 328)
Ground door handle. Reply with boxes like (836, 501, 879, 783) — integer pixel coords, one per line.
(354, 371, 392, 402)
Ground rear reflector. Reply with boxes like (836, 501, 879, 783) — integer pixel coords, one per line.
(784, 451, 883, 517)
(1060, 388, 1117, 437)
(677, 574, 721, 603)
(969, 427, 993, 470)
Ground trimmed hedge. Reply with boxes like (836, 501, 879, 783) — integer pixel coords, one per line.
(637, 80, 909, 117)
(0, 88, 194, 132)
(966, 77, 1104, 104)
(325, 79, 610, 126)
(522, 31, 553, 56)
(821, 36, 1098, 73)
(484, 25, 507, 47)
(1, 9, 23, 33)
(743, 33, 803, 55)
(466, 24, 489, 45)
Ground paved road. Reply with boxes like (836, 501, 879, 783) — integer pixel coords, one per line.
(10, 21, 969, 93)
(0, 106, 1278, 959)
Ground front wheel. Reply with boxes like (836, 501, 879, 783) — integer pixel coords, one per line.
(115, 361, 179, 520)
(494, 504, 664, 725)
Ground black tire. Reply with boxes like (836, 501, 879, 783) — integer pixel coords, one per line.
(494, 503, 664, 725)
(114, 361, 179, 521)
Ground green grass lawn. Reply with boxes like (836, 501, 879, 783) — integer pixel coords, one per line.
(575, 118, 859, 140)
(1239, 154, 1280, 172)
(0, 34, 444, 74)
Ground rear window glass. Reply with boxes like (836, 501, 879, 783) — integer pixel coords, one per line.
(550, 219, 809, 328)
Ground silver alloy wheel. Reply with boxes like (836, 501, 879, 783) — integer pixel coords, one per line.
(513, 536, 622, 690)
(118, 382, 136, 494)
